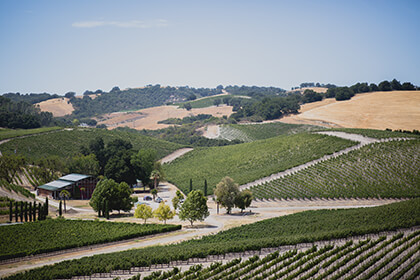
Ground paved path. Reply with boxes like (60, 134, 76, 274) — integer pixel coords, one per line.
(240, 131, 411, 190)
(159, 148, 193, 164)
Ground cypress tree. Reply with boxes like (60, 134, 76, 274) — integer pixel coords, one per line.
(15, 202, 18, 222)
(189, 179, 193, 193)
(20, 201, 23, 222)
(45, 197, 49, 217)
(38, 203, 41, 220)
(9, 200, 12, 222)
(59, 200, 62, 217)
(105, 200, 109, 219)
(33, 201, 37, 221)
(24, 202, 28, 222)
(204, 179, 208, 196)
(29, 202, 32, 222)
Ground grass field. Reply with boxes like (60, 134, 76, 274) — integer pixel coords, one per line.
(0, 219, 181, 260)
(0, 128, 184, 162)
(5, 198, 419, 280)
(0, 127, 62, 141)
(251, 139, 420, 200)
(163, 133, 355, 194)
(218, 123, 320, 142)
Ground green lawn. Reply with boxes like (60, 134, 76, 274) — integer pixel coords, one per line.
(164, 133, 356, 194)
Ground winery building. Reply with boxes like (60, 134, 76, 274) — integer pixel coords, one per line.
(37, 174, 98, 200)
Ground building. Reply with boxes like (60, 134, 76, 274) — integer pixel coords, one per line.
(37, 174, 98, 200)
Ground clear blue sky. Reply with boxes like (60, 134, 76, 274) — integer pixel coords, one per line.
(1, 0, 419, 95)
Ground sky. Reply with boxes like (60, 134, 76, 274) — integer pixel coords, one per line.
(0, 0, 419, 95)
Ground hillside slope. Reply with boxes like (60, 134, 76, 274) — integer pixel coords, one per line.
(281, 90, 420, 130)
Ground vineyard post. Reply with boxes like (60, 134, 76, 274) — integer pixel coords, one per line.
(9, 200, 12, 222)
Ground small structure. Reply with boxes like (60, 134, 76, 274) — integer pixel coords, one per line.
(37, 174, 98, 200)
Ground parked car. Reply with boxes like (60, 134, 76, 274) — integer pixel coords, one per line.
(143, 195, 152, 201)
(155, 197, 163, 203)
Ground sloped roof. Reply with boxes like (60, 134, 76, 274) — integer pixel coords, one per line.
(38, 180, 73, 191)
(59, 173, 90, 182)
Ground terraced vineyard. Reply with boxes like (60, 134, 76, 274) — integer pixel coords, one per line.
(218, 122, 320, 142)
(251, 139, 420, 199)
(142, 230, 420, 280)
(5, 199, 418, 280)
(0, 128, 184, 162)
(164, 133, 355, 194)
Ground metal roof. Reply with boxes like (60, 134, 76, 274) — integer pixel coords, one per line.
(59, 173, 90, 182)
(38, 180, 73, 191)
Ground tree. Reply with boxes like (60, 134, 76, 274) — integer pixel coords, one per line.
(59, 200, 62, 216)
(189, 179, 193, 193)
(9, 200, 12, 222)
(172, 190, 184, 211)
(184, 103, 192, 111)
(369, 83, 379, 92)
(390, 79, 402, 90)
(378, 80, 392, 91)
(150, 170, 161, 189)
(64, 92, 76, 99)
(235, 190, 253, 212)
(204, 179, 208, 196)
(179, 190, 209, 226)
(68, 154, 100, 176)
(214, 176, 240, 214)
(60, 190, 71, 213)
(89, 178, 133, 215)
(134, 204, 153, 224)
(80, 187, 86, 200)
(153, 202, 175, 224)
(131, 149, 156, 188)
(151, 188, 158, 201)
(213, 99, 221, 107)
(0, 154, 25, 184)
(401, 82, 415, 90)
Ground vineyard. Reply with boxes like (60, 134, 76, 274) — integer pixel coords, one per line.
(0, 128, 184, 162)
(4, 198, 419, 280)
(0, 219, 181, 260)
(163, 133, 355, 194)
(134, 230, 420, 280)
(218, 122, 319, 142)
(331, 128, 420, 139)
(0, 126, 62, 141)
(250, 139, 420, 200)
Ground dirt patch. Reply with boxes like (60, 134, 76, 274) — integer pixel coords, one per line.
(281, 91, 420, 130)
(98, 105, 233, 130)
(37, 98, 74, 117)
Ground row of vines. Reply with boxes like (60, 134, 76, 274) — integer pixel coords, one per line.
(251, 140, 420, 199)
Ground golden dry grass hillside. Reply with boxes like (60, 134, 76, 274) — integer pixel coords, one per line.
(36, 97, 74, 117)
(281, 90, 420, 130)
(97, 105, 233, 130)
(288, 87, 328, 93)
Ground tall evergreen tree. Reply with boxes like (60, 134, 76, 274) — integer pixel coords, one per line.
(59, 200, 62, 217)
(44, 197, 49, 217)
(29, 202, 32, 222)
(9, 200, 12, 222)
(24, 202, 28, 222)
(204, 179, 208, 196)
(189, 179, 193, 193)
(15, 202, 18, 222)
(33, 201, 37, 221)
(20, 201, 23, 222)
(38, 203, 41, 220)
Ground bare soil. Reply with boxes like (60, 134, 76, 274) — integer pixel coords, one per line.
(97, 105, 233, 130)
